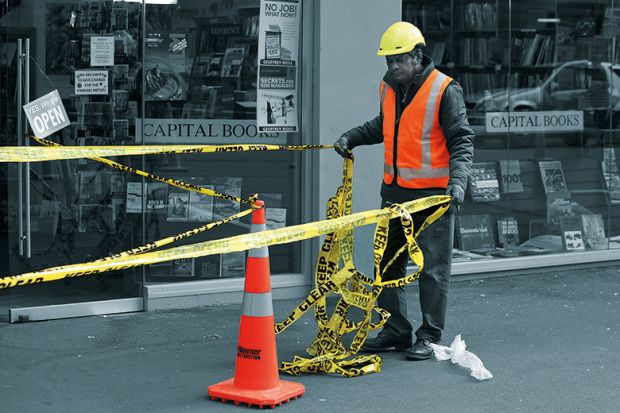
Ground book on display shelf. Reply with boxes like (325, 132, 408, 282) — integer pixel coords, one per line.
(171, 258, 194, 277)
(212, 177, 242, 220)
(469, 162, 500, 202)
(196, 254, 221, 279)
(126, 182, 145, 213)
(499, 160, 524, 194)
(112, 119, 129, 141)
(457, 214, 495, 252)
(146, 182, 168, 214)
(539, 160, 569, 199)
(580, 214, 607, 250)
(221, 251, 246, 278)
(78, 170, 103, 201)
(559, 216, 586, 252)
(601, 148, 620, 205)
(166, 189, 189, 222)
(220, 47, 245, 78)
(188, 186, 214, 222)
(497, 217, 519, 249)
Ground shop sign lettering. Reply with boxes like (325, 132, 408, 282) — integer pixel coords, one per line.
(136, 118, 285, 144)
(485, 111, 583, 133)
(23, 90, 70, 138)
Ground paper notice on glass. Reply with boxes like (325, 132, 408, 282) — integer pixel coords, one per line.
(75, 70, 108, 95)
(90, 36, 114, 66)
(257, 0, 300, 133)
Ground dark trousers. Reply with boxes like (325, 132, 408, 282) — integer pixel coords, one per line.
(378, 198, 455, 343)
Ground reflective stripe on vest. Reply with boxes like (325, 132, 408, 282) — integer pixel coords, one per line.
(242, 291, 274, 317)
(381, 69, 453, 189)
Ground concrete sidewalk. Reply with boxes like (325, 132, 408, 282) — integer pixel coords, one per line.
(1, 267, 619, 413)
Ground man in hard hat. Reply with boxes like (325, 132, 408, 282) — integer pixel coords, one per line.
(334, 22, 474, 360)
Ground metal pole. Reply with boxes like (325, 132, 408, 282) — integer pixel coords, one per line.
(25, 38, 31, 258)
(16, 38, 24, 256)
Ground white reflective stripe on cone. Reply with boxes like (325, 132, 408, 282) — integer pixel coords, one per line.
(242, 291, 274, 317)
(251, 223, 267, 233)
(249, 221, 269, 257)
(248, 247, 269, 258)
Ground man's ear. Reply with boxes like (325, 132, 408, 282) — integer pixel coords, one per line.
(411, 50, 422, 64)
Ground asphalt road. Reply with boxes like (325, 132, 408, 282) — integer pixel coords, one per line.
(1, 267, 619, 412)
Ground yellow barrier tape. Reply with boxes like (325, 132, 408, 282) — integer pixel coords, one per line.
(33, 137, 259, 206)
(0, 193, 451, 289)
(275, 158, 451, 377)
(0, 140, 451, 379)
(0, 137, 332, 162)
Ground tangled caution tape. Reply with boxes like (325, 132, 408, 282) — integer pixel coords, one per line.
(0, 137, 451, 378)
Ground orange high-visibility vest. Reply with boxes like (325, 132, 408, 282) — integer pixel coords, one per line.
(381, 69, 453, 189)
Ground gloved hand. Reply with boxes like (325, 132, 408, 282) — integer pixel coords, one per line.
(446, 184, 465, 208)
(333, 135, 352, 158)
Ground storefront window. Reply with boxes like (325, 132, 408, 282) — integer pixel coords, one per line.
(141, 0, 302, 281)
(403, 0, 619, 262)
(1, 0, 304, 319)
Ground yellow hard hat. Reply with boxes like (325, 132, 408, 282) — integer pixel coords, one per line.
(377, 22, 426, 56)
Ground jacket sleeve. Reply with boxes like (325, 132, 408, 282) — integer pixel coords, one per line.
(439, 81, 475, 190)
(341, 114, 384, 147)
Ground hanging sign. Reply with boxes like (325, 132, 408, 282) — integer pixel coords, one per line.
(23, 90, 70, 138)
(485, 111, 583, 133)
(75, 70, 108, 95)
(256, 0, 301, 133)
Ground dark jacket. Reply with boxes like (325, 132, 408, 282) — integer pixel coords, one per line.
(343, 56, 474, 203)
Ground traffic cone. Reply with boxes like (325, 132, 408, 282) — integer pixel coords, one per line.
(208, 200, 305, 408)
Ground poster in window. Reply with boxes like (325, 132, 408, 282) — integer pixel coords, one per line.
(221, 251, 246, 278)
(188, 186, 214, 222)
(167, 189, 189, 222)
(144, 31, 189, 101)
(126, 182, 145, 213)
(257, 0, 301, 132)
(212, 177, 242, 220)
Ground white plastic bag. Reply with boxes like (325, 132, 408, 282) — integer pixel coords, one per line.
(429, 335, 493, 380)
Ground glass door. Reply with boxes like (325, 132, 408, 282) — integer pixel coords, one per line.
(0, 0, 144, 322)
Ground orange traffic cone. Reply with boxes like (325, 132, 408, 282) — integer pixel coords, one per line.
(208, 200, 305, 408)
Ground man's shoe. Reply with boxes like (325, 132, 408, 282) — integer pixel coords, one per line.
(405, 339, 434, 360)
(360, 331, 412, 352)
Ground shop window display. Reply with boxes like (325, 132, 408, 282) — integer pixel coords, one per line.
(403, 0, 620, 262)
(1, 0, 302, 301)
(140, 0, 301, 282)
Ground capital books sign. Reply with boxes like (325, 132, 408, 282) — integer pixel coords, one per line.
(485, 111, 583, 133)
(136, 119, 285, 144)
(256, 0, 301, 133)
(23, 90, 70, 138)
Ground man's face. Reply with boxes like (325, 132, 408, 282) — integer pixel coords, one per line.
(386, 52, 418, 84)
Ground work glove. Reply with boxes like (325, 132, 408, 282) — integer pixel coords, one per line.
(446, 184, 465, 209)
(333, 135, 352, 158)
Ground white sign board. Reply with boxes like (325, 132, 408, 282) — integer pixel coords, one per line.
(256, 0, 301, 133)
(91, 36, 114, 66)
(136, 118, 286, 144)
(75, 70, 108, 95)
(23, 90, 70, 138)
(485, 111, 583, 133)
